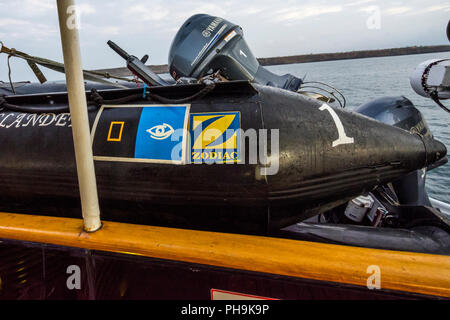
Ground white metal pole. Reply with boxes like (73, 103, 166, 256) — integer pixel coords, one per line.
(56, 0, 101, 232)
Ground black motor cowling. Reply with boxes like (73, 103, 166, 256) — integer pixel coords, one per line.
(356, 96, 447, 206)
(168, 14, 302, 92)
(357, 96, 432, 136)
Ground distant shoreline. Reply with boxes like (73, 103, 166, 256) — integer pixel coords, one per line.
(95, 45, 450, 76)
(258, 45, 450, 66)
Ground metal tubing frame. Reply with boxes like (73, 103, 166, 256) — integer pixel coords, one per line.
(56, 0, 101, 232)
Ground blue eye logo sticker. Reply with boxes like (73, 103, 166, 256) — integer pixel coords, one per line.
(134, 105, 190, 164)
(147, 123, 174, 140)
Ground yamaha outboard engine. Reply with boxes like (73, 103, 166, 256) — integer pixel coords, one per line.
(168, 14, 303, 92)
(357, 96, 432, 137)
(356, 96, 447, 206)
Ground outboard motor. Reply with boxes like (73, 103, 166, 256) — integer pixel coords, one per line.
(356, 96, 447, 206)
(357, 96, 432, 137)
(168, 14, 303, 92)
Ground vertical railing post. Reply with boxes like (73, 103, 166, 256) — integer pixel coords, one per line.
(56, 0, 101, 232)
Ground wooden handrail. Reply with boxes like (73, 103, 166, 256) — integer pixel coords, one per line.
(0, 212, 449, 298)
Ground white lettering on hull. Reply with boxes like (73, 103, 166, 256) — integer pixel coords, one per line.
(0, 113, 72, 128)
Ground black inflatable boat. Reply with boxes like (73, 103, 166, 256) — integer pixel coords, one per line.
(0, 14, 449, 255)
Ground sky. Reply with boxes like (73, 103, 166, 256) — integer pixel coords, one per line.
(0, 0, 449, 82)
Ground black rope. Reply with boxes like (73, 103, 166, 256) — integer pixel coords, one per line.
(430, 91, 450, 114)
(0, 95, 71, 113)
(0, 82, 217, 114)
(89, 82, 216, 107)
(149, 82, 216, 104)
(7, 54, 16, 95)
(88, 89, 142, 106)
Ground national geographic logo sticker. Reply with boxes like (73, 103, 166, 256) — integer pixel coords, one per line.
(189, 111, 241, 164)
(91, 104, 190, 165)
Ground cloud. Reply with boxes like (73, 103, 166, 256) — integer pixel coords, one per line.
(122, 3, 170, 22)
(423, 4, 450, 12)
(82, 24, 120, 35)
(0, 0, 55, 17)
(359, 5, 379, 13)
(21, 0, 55, 14)
(77, 3, 96, 15)
(273, 5, 343, 23)
(0, 18, 30, 27)
(385, 7, 412, 15)
(344, 0, 376, 7)
(0, 18, 57, 40)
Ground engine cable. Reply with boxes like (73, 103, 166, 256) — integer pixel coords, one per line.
(0, 82, 216, 114)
